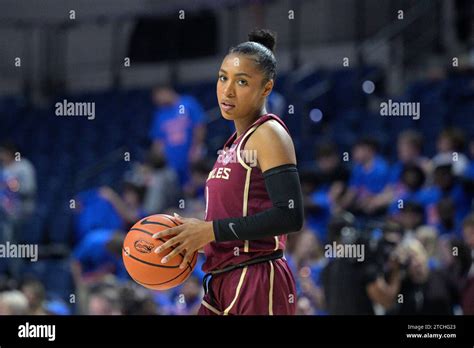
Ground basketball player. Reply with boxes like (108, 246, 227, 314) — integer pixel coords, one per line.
(153, 29, 304, 315)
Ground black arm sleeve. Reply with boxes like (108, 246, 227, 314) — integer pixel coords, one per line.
(212, 164, 304, 242)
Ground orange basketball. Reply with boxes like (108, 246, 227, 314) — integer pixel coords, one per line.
(122, 214, 198, 290)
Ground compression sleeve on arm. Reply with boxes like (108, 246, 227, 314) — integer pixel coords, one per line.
(212, 163, 304, 242)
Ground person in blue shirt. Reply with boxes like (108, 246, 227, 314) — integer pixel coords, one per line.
(149, 85, 207, 186)
(371, 130, 430, 213)
(388, 165, 440, 218)
(74, 182, 147, 243)
(430, 163, 471, 226)
(432, 128, 469, 176)
(388, 130, 430, 186)
(290, 230, 327, 315)
(153, 261, 205, 315)
(435, 197, 462, 237)
(98, 182, 148, 228)
(168, 275, 202, 315)
(304, 142, 350, 242)
(71, 229, 128, 285)
(341, 137, 390, 215)
(74, 189, 124, 243)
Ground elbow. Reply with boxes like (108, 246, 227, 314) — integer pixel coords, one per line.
(295, 212, 304, 232)
(289, 207, 304, 233)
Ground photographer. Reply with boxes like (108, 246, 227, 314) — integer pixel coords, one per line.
(321, 214, 402, 314)
(389, 238, 460, 315)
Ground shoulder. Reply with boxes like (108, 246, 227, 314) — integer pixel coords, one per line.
(19, 159, 34, 171)
(374, 156, 390, 171)
(245, 117, 296, 169)
(247, 118, 292, 149)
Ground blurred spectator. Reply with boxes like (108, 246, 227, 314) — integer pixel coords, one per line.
(392, 239, 459, 315)
(322, 214, 402, 314)
(127, 150, 180, 215)
(149, 85, 207, 186)
(0, 141, 37, 219)
(394, 130, 431, 180)
(74, 182, 146, 243)
(388, 165, 438, 219)
(99, 182, 147, 228)
(0, 275, 16, 292)
(87, 284, 122, 315)
(461, 213, 474, 314)
(0, 290, 29, 315)
(435, 197, 462, 236)
(74, 189, 123, 243)
(396, 202, 425, 236)
(415, 226, 440, 270)
(71, 229, 127, 285)
(341, 137, 390, 215)
(184, 159, 213, 201)
(20, 278, 46, 315)
(169, 276, 202, 315)
(431, 163, 471, 225)
(296, 296, 315, 315)
(438, 237, 472, 312)
(0, 141, 37, 278)
(304, 142, 349, 242)
(119, 283, 159, 315)
(432, 128, 469, 176)
(181, 159, 213, 219)
(291, 230, 326, 315)
(369, 129, 429, 215)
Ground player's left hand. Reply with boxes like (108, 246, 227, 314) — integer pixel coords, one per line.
(152, 213, 215, 269)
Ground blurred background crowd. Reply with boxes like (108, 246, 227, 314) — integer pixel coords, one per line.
(0, 0, 474, 315)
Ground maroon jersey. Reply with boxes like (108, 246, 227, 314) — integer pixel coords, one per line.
(203, 113, 291, 272)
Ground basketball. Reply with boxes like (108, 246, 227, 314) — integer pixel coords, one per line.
(122, 214, 198, 290)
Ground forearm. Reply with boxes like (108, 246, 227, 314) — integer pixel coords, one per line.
(386, 271, 402, 298)
(367, 272, 402, 309)
(192, 125, 206, 146)
(107, 195, 138, 223)
(189, 125, 206, 160)
(370, 187, 395, 209)
(213, 164, 304, 242)
(340, 188, 357, 209)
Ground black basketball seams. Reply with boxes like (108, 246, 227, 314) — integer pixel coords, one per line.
(129, 228, 154, 236)
(129, 251, 197, 286)
(123, 248, 180, 268)
(162, 215, 179, 226)
(139, 217, 173, 228)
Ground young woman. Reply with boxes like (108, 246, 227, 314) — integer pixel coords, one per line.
(153, 29, 304, 315)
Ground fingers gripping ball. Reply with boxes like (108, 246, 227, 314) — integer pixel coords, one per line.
(123, 214, 198, 290)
